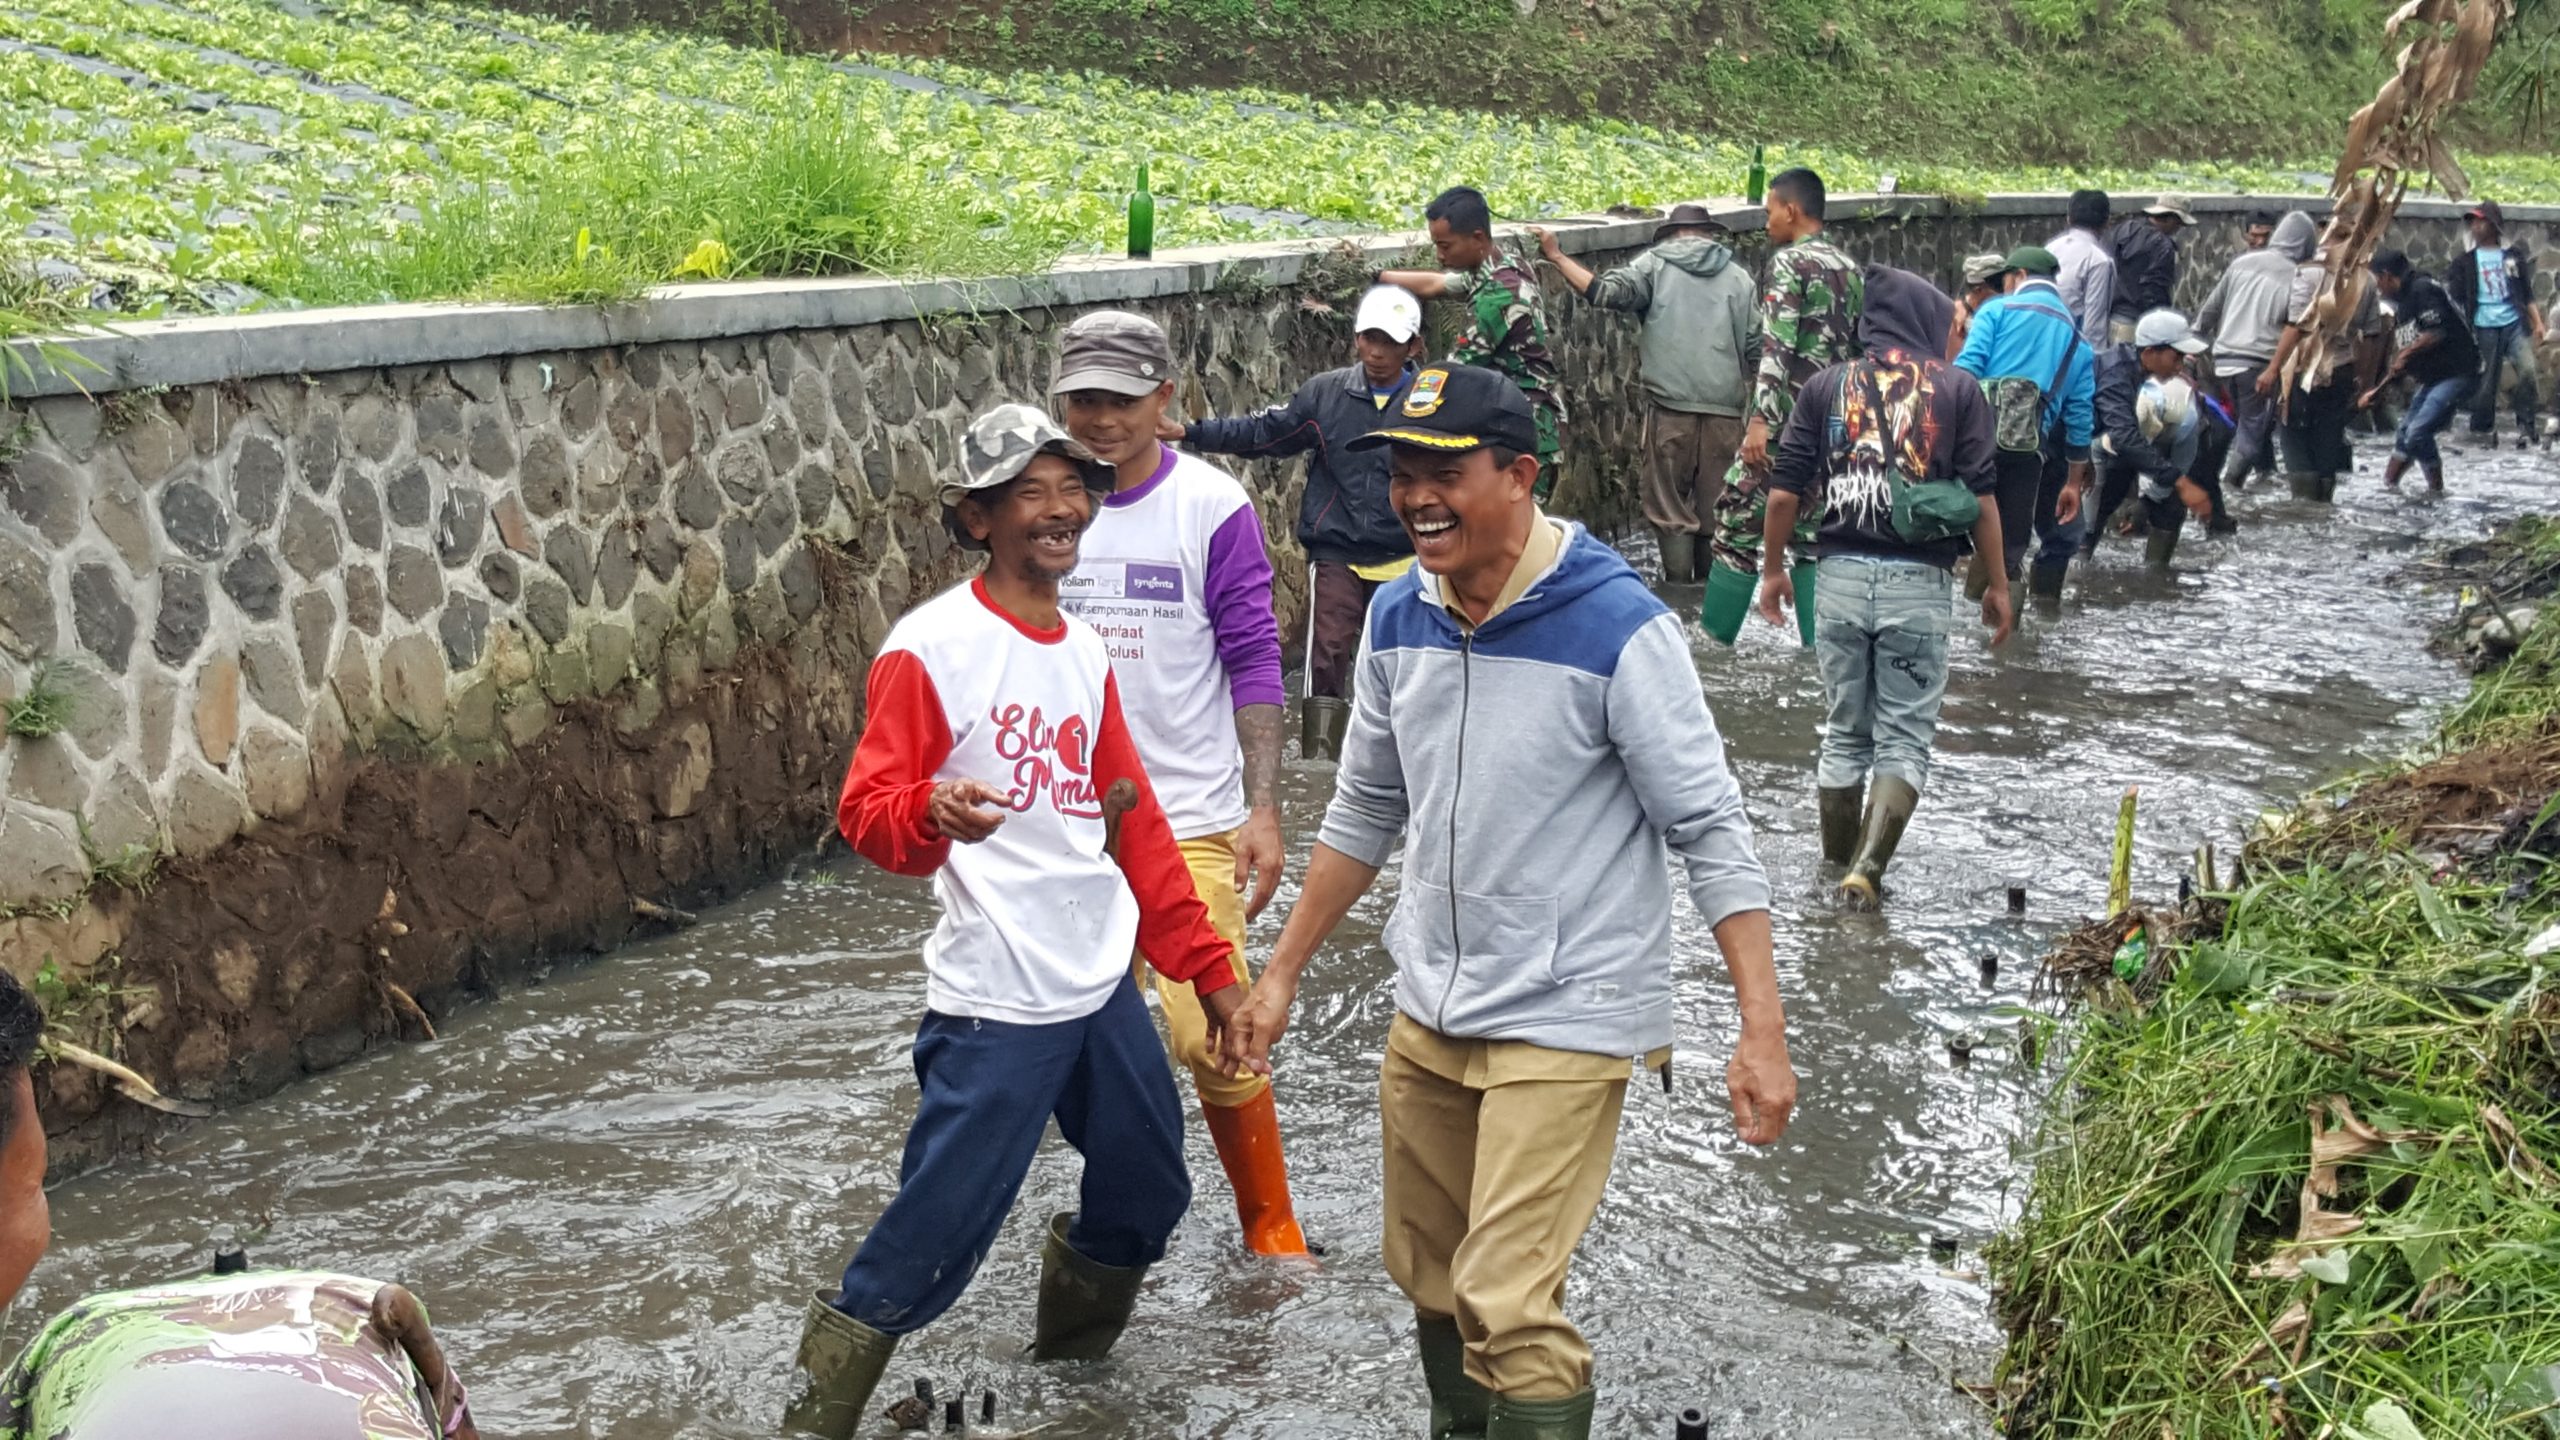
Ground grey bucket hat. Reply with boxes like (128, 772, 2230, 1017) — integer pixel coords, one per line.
(941, 404, 1112, 551)
(1052, 310, 1177, 397)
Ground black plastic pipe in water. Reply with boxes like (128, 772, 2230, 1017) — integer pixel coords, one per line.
(1676, 1407, 1710, 1439)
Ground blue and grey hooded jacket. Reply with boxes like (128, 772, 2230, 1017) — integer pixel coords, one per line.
(1317, 522, 1772, 1058)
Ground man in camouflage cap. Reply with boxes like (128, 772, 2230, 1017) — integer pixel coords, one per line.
(786, 403, 1245, 1437)
(1702, 166, 1865, 647)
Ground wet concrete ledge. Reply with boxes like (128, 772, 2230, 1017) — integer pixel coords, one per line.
(13, 192, 2544, 402)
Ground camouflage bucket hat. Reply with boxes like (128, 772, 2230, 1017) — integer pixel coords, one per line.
(942, 403, 1113, 551)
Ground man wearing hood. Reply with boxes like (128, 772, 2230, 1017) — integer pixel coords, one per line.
(1219, 365, 1791, 1440)
(2194, 210, 2318, 496)
(1759, 266, 2012, 907)
(1537, 205, 1756, 584)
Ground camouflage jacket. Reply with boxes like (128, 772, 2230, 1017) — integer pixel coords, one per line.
(1, 1271, 448, 1439)
(1444, 248, 1566, 443)
(1749, 236, 1864, 434)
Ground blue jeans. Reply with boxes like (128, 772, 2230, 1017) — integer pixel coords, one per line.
(1814, 557, 1954, 792)
(830, 975, 1191, 1335)
(2469, 320, 2541, 435)
(2395, 374, 2479, 469)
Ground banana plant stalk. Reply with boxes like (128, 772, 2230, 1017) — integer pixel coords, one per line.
(2109, 786, 2140, 918)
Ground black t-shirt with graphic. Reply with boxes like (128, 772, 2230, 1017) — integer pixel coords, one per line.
(2393, 274, 2479, 386)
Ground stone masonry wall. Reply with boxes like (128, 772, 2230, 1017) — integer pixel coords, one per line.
(0, 191, 2539, 1162)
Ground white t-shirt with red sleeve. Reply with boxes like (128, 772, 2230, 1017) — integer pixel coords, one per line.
(835, 576, 1234, 1025)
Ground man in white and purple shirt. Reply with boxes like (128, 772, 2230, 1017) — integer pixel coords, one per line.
(1052, 309, 1308, 1257)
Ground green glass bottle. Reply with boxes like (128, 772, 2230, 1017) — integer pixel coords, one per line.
(1745, 145, 1767, 205)
(1128, 160, 1155, 261)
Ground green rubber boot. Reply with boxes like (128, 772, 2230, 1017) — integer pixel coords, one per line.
(1416, 1312, 1493, 1439)
(2027, 559, 2068, 612)
(780, 1292, 899, 1439)
(1028, 1212, 1147, 1362)
(2143, 525, 2179, 571)
(1790, 559, 1818, 648)
(2285, 471, 2321, 500)
(1840, 775, 1919, 910)
(1656, 528, 1698, 585)
(1486, 1388, 1596, 1440)
(1700, 560, 1756, 646)
(1818, 784, 1864, 867)
(1962, 551, 1993, 602)
(1300, 696, 1349, 763)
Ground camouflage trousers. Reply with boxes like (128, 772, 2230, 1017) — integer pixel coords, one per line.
(1530, 405, 1564, 504)
(1707, 457, 1820, 575)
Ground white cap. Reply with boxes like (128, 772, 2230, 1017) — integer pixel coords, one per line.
(2133, 308, 2210, 354)
(1353, 285, 1424, 343)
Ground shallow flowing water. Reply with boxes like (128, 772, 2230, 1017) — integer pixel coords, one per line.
(17, 437, 2557, 1438)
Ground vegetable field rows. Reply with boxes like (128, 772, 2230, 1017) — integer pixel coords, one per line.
(7, 0, 2560, 316)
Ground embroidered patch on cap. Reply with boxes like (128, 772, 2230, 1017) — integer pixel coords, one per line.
(1404, 368, 1449, 417)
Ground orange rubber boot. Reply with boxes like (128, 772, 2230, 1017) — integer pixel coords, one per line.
(1200, 1089, 1311, 1256)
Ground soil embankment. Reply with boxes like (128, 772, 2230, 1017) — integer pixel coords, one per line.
(1993, 522, 2560, 1437)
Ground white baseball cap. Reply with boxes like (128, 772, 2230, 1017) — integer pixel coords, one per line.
(2133, 308, 2210, 354)
(1353, 285, 1424, 343)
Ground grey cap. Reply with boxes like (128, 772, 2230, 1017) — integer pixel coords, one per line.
(1052, 310, 1177, 397)
(1961, 251, 2010, 286)
(2132, 308, 2210, 354)
(940, 404, 1111, 550)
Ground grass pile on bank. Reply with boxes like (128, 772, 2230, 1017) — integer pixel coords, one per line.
(1992, 559, 2560, 1436)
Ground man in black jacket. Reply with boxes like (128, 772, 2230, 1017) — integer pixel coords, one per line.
(1172, 285, 1423, 761)
(2445, 200, 2543, 446)
(2363, 248, 2481, 493)
(2083, 309, 2218, 569)
(2104, 195, 2196, 343)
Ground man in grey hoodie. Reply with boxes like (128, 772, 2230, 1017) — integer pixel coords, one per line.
(2194, 210, 2318, 493)
(1536, 205, 1755, 583)
(1221, 364, 1792, 1440)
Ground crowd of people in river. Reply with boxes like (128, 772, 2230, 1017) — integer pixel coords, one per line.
(0, 170, 2548, 1440)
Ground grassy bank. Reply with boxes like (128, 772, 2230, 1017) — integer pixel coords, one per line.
(11, 0, 2560, 320)
(481, 0, 2554, 167)
(1991, 529, 2560, 1436)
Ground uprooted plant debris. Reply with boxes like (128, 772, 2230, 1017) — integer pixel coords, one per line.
(1995, 531, 2560, 1438)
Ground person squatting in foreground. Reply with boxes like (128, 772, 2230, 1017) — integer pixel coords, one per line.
(785, 403, 1245, 1438)
(1219, 364, 1796, 1440)
(1050, 309, 1312, 1258)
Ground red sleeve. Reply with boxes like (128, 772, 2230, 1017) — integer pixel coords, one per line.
(1092, 673, 1236, 995)
(837, 650, 954, 878)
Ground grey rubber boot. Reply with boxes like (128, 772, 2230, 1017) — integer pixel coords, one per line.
(1655, 528, 1697, 585)
(2285, 471, 2321, 500)
(1840, 775, 1920, 910)
(1818, 785, 1865, 867)
(1028, 1213, 1147, 1362)
(1300, 696, 1350, 763)
(2027, 559, 2069, 609)
(1486, 1388, 1596, 1440)
(2143, 525, 2179, 571)
(1962, 551, 1993, 602)
(1416, 1312, 1492, 1439)
(780, 1291, 899, 1439)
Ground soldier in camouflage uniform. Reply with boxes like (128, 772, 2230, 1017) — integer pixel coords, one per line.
(0, 1270, 477, 1439)
(1380, 186, 1567, 501)
(1702, 168, 1866, 647)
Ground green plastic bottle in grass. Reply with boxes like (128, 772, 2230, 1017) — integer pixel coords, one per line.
(1128, 160, 1155, 261)
(2111, 922, 2148, 983)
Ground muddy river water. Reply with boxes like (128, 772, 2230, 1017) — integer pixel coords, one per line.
(15, 440, 2556, 1437)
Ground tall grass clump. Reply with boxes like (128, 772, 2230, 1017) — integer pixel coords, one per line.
(1992, 600, 2560, 1437)
(252, 79, 1063, 309)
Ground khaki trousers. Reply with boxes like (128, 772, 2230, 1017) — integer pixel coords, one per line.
(1639, 405, 1743, 535)
(1380, 1017, 1630, 1399)
(1132, 828, 1263, 1107)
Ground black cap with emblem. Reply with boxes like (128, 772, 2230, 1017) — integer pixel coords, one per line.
(1347, 364, 1539, 456)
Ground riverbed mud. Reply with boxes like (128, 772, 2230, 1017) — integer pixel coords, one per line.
(36, 578, 869, 1177)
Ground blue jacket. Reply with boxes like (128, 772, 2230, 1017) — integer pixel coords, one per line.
(1318, 522, 1770, 1056)
(1183, 364, 1415, 566)
(1954, 279, 2097, 461)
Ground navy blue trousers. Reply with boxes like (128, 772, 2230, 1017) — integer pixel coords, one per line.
(830, 975, 1192, 1336)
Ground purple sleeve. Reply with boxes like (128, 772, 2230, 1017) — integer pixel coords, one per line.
(1203, 504, 1287, 710)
